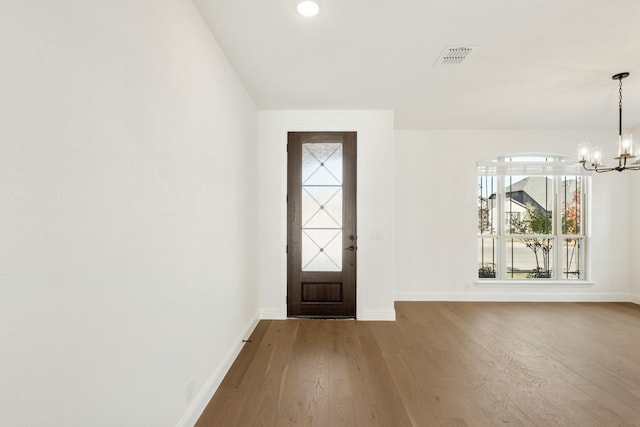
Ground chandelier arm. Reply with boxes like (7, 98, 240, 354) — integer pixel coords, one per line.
(595, 167, 618, 173)
(595, 163, 618, 173)
(581, 162, 618, 173)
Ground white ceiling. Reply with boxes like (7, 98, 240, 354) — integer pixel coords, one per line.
(194, 0, 640, 130)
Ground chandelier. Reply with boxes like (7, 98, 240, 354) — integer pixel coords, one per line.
(579, 72, 640, 172)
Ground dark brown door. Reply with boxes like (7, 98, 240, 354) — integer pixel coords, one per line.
(287, 132, 357, 318)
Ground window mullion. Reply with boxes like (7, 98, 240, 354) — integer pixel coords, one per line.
(497, 175, 506, 280)
(554, 175, 561, 280)
(582, 178, 589, 280)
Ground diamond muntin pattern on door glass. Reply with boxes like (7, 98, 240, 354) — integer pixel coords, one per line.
(301, 143, 343, 272)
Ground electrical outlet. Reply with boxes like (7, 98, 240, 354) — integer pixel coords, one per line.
(185, 379, 194, 405)
(464, 281, 471, 290)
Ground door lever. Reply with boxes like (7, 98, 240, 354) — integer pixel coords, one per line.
(345, 245, 356, 251)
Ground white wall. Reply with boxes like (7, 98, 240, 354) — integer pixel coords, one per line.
(259, 110, 396, 320)
(394, 129, 633, 301)
(0, 1, 259, 426)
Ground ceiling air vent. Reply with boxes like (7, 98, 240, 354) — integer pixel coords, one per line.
(435, 46, 475, 65)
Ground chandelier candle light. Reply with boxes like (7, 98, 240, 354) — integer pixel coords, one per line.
(579, 72, 640, 172)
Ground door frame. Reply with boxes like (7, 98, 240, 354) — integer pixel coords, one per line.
(286, 131, 357, 318)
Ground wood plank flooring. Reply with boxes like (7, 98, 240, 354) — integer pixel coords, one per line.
(196, 302, 640, 426)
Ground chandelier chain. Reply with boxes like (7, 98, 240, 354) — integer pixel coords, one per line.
(619, 78, 623, 110)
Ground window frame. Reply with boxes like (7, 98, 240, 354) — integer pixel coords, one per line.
(477, 154, 590, 283)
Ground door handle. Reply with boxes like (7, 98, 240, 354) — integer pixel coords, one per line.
(345, 245, 357, 251)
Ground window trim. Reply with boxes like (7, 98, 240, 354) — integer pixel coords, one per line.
(477, 154, 591, 283)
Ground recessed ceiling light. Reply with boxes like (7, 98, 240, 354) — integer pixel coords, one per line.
(297, 0, 320, 17)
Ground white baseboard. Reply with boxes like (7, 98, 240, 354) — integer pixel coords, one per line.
(358, 309, 396, 321)
(176, 313, 260, 427)
(395, 291, 634, 302)
(260, 307, 286, 319)
(630, 294, 640, 305)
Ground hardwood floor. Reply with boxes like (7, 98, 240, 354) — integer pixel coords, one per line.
(196, 302, 640, 426)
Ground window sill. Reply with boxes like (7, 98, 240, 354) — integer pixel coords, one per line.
(476, 280, 594, 286)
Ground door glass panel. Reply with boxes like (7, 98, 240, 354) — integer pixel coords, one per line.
(302, 229, 343, 271)
(302, 187, 342, 228)
(302, 143, 343, 271)
(302, 143, 343, 185)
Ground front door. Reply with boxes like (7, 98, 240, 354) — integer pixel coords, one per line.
(287, 132, 357, 318)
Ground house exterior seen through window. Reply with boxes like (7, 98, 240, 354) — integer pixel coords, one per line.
(477, 155, 588, 281)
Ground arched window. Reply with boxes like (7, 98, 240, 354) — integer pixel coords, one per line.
(477, 154, 588, 281)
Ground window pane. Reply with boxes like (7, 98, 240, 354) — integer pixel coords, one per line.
(504, 176, 553, 235)
(561, 176, 582, 235)
(478, 238, 496, 278)
(478, 176, 498, 234)
(506, 238, 553, 279)
(562, 238, 582, 279)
